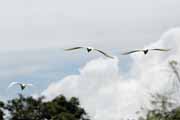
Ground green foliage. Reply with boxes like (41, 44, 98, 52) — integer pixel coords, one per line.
(144, 107, 180, 120)
(0, 94, 90, 120)
(0, 101, 4, 120)
(138, 93, 180, 120)
(137, 60, 180, 120)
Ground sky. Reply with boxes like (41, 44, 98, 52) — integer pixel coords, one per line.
(1, 0, 180, 119)
(43, 29, 180, 119)
(0, 0, 180, 50)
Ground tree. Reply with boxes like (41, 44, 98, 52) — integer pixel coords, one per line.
(0, 101, 4, 120)
(137, 60, 180, 120)
(4, 94, 90, 120)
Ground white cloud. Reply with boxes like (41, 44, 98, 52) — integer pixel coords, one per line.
(42, 28, 180, 120)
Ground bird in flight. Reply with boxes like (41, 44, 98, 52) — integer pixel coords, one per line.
(64, 47, 114, 59)
(122, 48, 170, 55)
(8, 82, 33, 90)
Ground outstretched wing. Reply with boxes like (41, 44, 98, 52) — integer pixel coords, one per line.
(25, 84, 33, 87)
(8, 82, 20, 88)
(64, 47, 84, 51)
(94, 49, 114, 59)
(122, 50, 143, 55)
(150, 48, 171, 52)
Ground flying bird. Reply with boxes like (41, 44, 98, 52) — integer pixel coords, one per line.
(8, 82, 33, 90)
(122, 48, 170, 55)
(64, 47, 114, 59)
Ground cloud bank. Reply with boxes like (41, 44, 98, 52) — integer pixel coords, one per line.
(42, 28, 180, 120)
(1, 0, 180, 50)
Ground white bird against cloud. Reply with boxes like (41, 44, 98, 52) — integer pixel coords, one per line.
(43, 28, 180, 120)
(122, 48, 170, 55)
(8, 82, 33, 91)
(64, 47, 114, 59)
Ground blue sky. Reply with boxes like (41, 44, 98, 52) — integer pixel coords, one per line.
(1, 0, 180, 119)
(42, 31, 180, 119)
(1, 48, 87, 99)
(1, 47, 131, 100)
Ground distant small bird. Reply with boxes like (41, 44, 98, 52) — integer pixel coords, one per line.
(8, 82, 33, 90)
(122, 48, 170, 55)
(64, 47, 114, 59)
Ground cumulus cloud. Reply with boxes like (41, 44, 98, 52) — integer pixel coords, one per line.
(42, 28, 180, 120)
